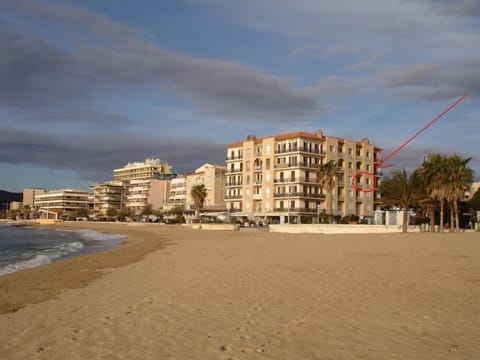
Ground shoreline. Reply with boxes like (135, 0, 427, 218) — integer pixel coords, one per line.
(0, 222, 171, 314)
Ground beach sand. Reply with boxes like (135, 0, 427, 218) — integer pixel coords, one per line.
(0, 223, 479, 359)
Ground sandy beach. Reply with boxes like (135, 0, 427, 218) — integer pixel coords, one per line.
(0, 223, 479, 359)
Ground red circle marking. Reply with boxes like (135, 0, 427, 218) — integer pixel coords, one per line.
(352, 171, 377, 193)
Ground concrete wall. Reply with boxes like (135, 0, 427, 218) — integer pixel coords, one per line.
(191, 223, 239, 231)
(269, 224, 420, 234)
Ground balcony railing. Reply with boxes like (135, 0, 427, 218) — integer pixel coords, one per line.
(225, 155, 243, 161)
(227, 168, 243, 174)
(225, 195, 242, 200)
(274, 147, 326, 155)
(226, 181, 243, 187)
(273, 207, 317, 213)
(273, 192, 325, 199)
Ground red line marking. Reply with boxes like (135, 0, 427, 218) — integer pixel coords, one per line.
(354, 93, 468, 192)
(380, 93, 468, 167)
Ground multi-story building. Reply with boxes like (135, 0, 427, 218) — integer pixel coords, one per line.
(125, 179, 170, 213)
(186, 163, 227, 211)
(164, 176, 187, 211)
(35, 189, 90, 218)
(225, 131, 382, 224)
(112, 158, 175, 214)
(90, 181, 124, 216)
(23, 188, 46, 208)
(113, 158, 174, 182)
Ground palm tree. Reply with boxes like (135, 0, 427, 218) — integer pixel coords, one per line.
(316, 160, 339, 219)
(420, 154, 449, 232)
(420, 154, 474, 232)
(190, 184, 208, 219)
(445, 155, 474, 231)
(379, 168, 421, 233)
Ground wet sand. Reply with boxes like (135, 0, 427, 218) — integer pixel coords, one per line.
(1, 223, 479, 359)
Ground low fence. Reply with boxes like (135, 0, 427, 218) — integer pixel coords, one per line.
(269, 224, 420, 234)
(191, 223, 240, 231)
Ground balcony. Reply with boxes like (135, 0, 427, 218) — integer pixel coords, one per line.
(273, 192, 325, 199)
(252, 194, 262, 200)
(227, 168, 243, 174)
(274, 147, 326, 155)
(225, 195, 242, 200)
(225, 155, 244, 161)
(273, 207, 317, 213)
(225, 181, 243, 187)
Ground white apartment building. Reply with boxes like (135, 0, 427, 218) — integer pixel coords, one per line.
(112, 158, 175, 214)
(90, 181, 124, 216)
(113, 158, 174, 181)
(35, 189, 90, 218)
(125, 179, 169, 213)
(164, 176, 187, 211)
(225, 131, 382, 224)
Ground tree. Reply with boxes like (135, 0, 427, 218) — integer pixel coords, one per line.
(190, 184, 208, 218)
(316, 160, 339, 217)
(141, 204, 153, 216)
(379, 169, 421, 233)
(420, 154, 474, 232)
(420, 154, 449, 232)
(445, 155, 474, 231)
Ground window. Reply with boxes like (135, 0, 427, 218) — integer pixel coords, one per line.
(266, 158, 271, 170)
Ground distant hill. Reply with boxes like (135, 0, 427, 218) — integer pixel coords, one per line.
(0, 190, 23, 205)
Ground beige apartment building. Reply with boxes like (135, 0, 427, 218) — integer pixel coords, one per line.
(185, 163, 227, 212)
(225, 131, 382, 224)
(22, 188, 46, 208)
(35, 189, 90, 218)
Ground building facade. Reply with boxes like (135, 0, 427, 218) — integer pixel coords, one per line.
(112, 158, 175, 214)
(113, 158, 174, 182)
(164, 176, 187, 212)
(23, 188, 46, 208)
(225, 131, 382, 223)
(35, 189, 90, 218)
(90, 181, 124, 216)
(185, 163, 227, 211)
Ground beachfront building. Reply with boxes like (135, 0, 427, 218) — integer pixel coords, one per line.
(35, 189, 90, 219)
(186, 163, 227, 214)
(225, 131, 382, 224)
(125, 179, 170, 214)
(23, 188, 46, 209)
(113, 158, 176, 214)
(164, 176, 187, 212)
(90, 181, 124, 216)
(113, 158, 174, 182)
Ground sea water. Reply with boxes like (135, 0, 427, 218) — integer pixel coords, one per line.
(0, 225, 126, 276)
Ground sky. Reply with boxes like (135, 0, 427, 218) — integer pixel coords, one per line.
(0, 0, 479, 192)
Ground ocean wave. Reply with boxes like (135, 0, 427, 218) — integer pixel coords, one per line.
(0, 241, 85, 276)
(68, 229, 127, 243)
(0, 254, 52, 276)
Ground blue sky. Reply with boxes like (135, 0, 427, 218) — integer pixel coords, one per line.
(0, 0, 479, 192)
